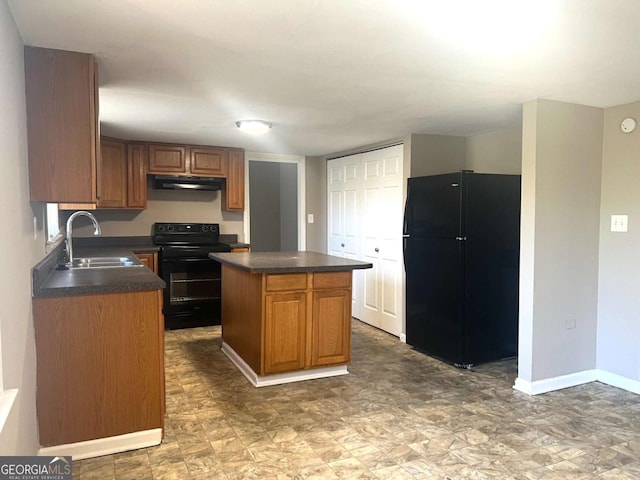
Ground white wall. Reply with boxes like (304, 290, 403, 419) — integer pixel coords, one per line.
(597, 101, 640, 382)
(409, 134, 466, 176)
(517, 102, 537, 383)
(305, 156, 327, 253)
(519, 99, 602, 384)
(466, 127, 522, 174)
(0, 0, 44, 454)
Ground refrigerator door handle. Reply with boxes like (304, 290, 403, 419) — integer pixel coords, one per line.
(403, 189, 413, 235)
(402, 237, 407, 271)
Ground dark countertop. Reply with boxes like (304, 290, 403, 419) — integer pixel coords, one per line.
(218, 234, 250, 250)
(228, 243, 251, 250)
(209, 251, 373, 274)
(33, 243, 164, 298)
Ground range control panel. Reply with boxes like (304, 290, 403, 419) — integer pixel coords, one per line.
(153, 223, 220, 235)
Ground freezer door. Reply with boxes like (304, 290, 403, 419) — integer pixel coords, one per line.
(404, 173, 463, 238)
(405, 236, 465, 364)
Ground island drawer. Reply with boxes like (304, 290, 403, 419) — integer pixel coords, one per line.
(265, 273, 307, 292)
(313, 271, 351, 290)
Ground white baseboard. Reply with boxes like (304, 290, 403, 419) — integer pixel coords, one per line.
(514, 369, 640, 396)
(221, 341, 349, 387)
(513, 370, 597, 395)
(38, 428, 162, 460)
(399, 333, 407, 343)
(596, 369, 640, 394)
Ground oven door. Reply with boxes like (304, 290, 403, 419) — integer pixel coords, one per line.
(160, 254, 222, 329)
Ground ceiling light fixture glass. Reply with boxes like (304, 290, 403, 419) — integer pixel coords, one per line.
(235, 120, 272, 134)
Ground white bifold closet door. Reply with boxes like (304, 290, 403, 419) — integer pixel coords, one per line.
(327, 144, 404, 336)
(328, 154, 362, 319)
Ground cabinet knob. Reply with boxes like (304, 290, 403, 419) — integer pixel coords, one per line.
(374, 247, 379, 253)
(341, 243, 345, 247)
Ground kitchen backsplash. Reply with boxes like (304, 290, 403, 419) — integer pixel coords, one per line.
(63, 187, 245, 240)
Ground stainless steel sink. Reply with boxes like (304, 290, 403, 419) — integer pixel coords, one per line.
(68, 256, 144, 269)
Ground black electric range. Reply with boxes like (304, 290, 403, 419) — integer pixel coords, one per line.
(152, 222, 231, 329)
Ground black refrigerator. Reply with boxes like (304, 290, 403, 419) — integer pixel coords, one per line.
(403, 171, 521, 367)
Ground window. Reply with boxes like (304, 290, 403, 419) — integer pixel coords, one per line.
(46, 203, 62, 244)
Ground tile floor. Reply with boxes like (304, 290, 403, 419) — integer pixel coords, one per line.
(74, 321, 640, 479)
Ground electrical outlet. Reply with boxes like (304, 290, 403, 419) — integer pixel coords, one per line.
(566, 319, 576, 330)
(611, 214, 628, 232)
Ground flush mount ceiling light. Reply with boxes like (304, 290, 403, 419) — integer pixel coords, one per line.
(235, 120, 272, 134)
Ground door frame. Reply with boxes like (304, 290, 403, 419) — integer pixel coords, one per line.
(244, 152, 306, 250)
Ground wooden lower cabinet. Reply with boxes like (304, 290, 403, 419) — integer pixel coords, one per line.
(222, 266, 352, 376)
(33, 290, 165, 447)
(263, 287, 350, 374)
(262, 272, 351, 374)
(134, 251, 158, 273)
(311, 289, 351, 367)
(264, 292, 307, 374)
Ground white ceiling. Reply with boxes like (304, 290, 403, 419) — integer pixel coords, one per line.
(7, 0, 640, 156)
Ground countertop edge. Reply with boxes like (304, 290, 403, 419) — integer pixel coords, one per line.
(209, 251, 373, 274)
(245, 265, 372, 274)
(34, 280, 165, 298)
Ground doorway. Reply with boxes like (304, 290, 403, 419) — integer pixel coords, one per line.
(247, 155, 305, 251)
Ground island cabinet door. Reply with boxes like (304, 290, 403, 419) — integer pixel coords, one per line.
(264, 292, 307, 374)
(311, 289, 351, 367)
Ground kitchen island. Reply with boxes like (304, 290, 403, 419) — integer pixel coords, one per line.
(209, 251, 372, 386)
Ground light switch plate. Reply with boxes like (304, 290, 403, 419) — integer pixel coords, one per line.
(307, 214, 314, 224)
(611, 214, 628, 232)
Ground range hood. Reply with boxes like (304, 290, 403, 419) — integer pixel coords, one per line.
(151, 175, 224, 191)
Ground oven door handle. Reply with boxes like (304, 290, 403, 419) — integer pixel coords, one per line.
(163, 257, 216, 263)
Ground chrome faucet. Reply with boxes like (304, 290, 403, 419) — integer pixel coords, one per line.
(66, 211, 101, 265)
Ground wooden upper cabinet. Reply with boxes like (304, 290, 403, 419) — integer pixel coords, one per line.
(96, 138, 147, 209)
(25, 47, 98, 203)
(147, 144, 187, 174)
(127, 143, 148, 209)
(147, 143, 245, 211)
(190, 147, 227, 176)
(226, 149, 245, 210)
(97, 138, 127, 208)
